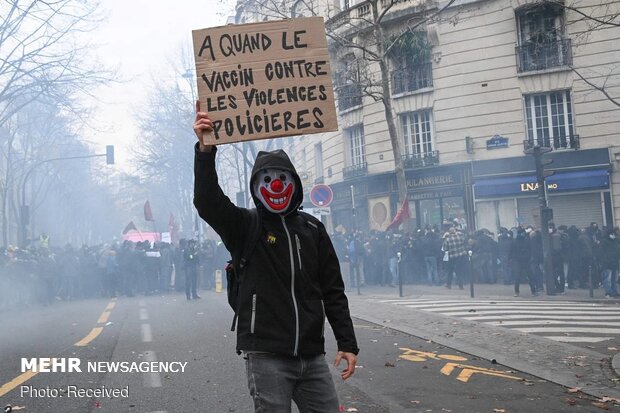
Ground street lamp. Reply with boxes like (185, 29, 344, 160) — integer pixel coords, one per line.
(19, 147, 115, 247)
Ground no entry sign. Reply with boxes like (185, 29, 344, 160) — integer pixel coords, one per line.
(309, 184, 333, 207)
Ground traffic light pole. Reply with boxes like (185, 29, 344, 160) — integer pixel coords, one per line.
(19, 149, 114, 247)
(528, 144, 556, 296)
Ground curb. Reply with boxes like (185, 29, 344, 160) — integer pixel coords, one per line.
(613, 353, 620, 377)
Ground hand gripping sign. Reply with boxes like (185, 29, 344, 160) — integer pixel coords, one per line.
(192, 17, 338, 145)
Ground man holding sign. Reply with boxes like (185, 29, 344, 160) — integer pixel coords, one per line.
(192, 103, 358, 412)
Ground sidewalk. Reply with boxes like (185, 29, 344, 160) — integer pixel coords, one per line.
(347, 284, 620, 400)
(346, 282, 620, 303)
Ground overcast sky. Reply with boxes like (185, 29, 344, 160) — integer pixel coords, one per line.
(89, 0, 235, 169)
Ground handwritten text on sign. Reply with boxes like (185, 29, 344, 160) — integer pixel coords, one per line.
(192, 17, 338, 145)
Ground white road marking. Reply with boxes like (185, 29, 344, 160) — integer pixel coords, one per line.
(143, 351, 162, 388)
(139, 308, 149, 320)
(421, 305, 620, 313)
(139, 299, 146, 307)
(544, 336, 615, 343)
(485, 320, 620, 327)
(515, 327, 620, 334)
(141, 324, 153, 343)
(463, 314, 620, 321)
(443, 310, 620, 316)
(378, 298, 620, 344)
(398, 301, 607, 308)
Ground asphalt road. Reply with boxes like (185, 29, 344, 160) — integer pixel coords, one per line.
(1, 291, 618, 412)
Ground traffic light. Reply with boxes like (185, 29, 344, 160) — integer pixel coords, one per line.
(541, 207, 553, 223)
(106, 145, 115, 165)
(542, 158, 555, 177)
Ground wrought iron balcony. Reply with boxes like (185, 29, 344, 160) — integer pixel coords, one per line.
(343, 162, 368, 180)
(337, 83, 363, 111)
(525, 134, 580, 151)
(391, 62, 433, 95)
(402, 151, 440, 168)
(516, 38, 572, 73)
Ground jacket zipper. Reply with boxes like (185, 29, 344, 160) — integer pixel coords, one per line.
(320, 299, 326, 339)
(295, 234, 302, 271)
(251, 293, 257, 334)
(281, 215, 300, 356)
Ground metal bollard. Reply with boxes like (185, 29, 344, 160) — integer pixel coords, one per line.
(398, 252, 403, 298)
(468, 251, 474, 298)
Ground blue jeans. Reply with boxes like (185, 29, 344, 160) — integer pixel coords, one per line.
(245, 353, 339, 412)
(424, 256, 438, 285)
(602, 269, 619, 296)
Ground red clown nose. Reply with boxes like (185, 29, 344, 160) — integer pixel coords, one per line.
(270, 179, 284, 193)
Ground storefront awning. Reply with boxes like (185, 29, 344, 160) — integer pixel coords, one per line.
(474, 169, 609, 198)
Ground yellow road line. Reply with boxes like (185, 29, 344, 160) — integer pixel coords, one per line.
(0, 370, 38, 397)
(0, 300, 116, 397)
(74, 327, 104, 347)
(97, 311, 111, 324)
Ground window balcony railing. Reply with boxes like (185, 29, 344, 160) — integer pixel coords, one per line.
(343, 162, 368, 180)
(525, 134, 580, 151)
(402, 151, 440, 168)
(391, 62, 433, 95)
(314, 176, 325, 184)
(516, 38, 572, 73)
(337, 83, 363, 111)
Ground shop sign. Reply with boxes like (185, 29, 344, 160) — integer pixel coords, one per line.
(406, 174, 457, 189)
(409, 188, 464, 200)
(520, 182, 559, 192)
(474, 169, 609, 198)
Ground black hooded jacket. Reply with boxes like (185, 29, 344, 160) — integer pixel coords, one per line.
(193, 144, 359, 357)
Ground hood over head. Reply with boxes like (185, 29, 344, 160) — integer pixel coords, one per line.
(250, 149, 303, 215)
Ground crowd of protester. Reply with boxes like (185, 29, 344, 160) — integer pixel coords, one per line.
(0, 238, 231, 312)
(332, 221, 620, 298)
(2, 220, 619, 312)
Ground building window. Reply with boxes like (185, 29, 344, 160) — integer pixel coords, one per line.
(515, 3, 572, 72)
(335, 58, 363, 111)
(346, 125, 366, 166)
(392, 62, 433, 94)
(314, 143, 324, 183)
(402, 110, 434, 156)
(524, 90, 577, 149)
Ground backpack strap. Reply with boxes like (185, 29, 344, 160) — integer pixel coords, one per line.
(239, 209, 262, 271)
(230, 209, 262, 332)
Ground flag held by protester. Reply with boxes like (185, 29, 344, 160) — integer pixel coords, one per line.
(386, 198, 410, 232)
(122, 221, 137, 234)
(144, 200, 154, 222)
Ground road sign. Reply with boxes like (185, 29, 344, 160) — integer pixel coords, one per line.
(309, 184, 333, 207)
(309, 207, 331, 216)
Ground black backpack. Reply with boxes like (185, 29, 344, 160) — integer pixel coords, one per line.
(226, 209, 261, 331)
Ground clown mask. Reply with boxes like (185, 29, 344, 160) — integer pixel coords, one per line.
(253, 169, 296, 214)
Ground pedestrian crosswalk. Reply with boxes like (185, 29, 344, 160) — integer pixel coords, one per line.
(377, 298, 620, 343)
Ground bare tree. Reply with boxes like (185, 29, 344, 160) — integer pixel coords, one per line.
(233, 0, 455, 208)
(0, 0, 117, 246)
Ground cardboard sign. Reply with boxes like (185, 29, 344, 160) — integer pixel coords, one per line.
(192, 17, 338, 145)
